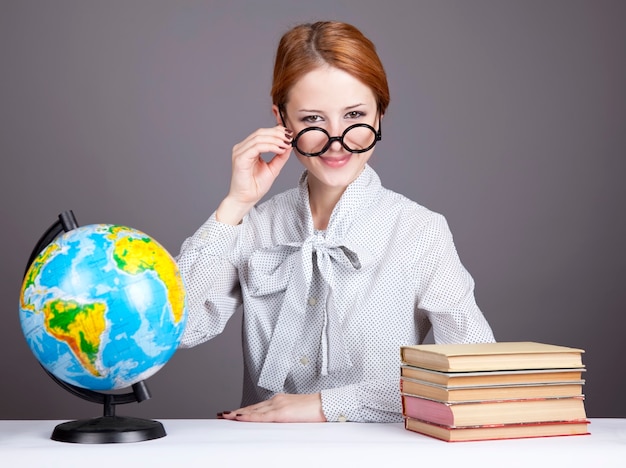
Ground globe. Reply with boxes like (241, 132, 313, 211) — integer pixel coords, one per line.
(19, 223, 187, 392)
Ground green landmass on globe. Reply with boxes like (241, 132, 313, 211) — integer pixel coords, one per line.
(19, 224, 188, 391)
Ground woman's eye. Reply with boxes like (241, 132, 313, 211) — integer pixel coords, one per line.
(345, 111, 365, 119)
(302, 115, 323, 124)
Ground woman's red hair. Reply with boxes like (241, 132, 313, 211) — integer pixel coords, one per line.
(271, 21, 390, 114)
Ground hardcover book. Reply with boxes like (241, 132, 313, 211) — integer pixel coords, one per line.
(400, 366, 586, 387)
(401, 394, 587, 427)
(400, 342, 584, 372)
(400, 378, 584, 402)
(404, 417, 590, 442)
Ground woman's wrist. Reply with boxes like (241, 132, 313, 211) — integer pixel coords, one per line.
(216, 196, 255, 225)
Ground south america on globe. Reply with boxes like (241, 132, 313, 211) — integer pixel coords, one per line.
(19, 224, 187, 391)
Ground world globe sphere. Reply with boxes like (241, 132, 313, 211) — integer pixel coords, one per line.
(19, 224, 187, 391)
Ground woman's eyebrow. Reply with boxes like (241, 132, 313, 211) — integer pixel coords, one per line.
(297, 103, 366, 113)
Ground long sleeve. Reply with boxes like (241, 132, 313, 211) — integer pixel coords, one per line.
(321, 379, 403, 423)
(177, 213, 243, 348)
(412, 213, 495, 345)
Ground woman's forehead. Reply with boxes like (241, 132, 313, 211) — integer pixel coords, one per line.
(286, 66, 376, 112)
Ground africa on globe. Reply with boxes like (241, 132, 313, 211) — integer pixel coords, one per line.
(19, 224, 187, 391)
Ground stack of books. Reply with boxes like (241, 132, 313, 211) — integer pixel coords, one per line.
(399, 341, 590, 442)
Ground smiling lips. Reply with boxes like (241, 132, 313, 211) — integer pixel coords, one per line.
(318, 153, 352, 168)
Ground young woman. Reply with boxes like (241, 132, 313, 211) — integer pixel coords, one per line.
(177, 21, 495, 423)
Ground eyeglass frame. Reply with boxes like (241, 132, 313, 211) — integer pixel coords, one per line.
(278, 107, 382, 157)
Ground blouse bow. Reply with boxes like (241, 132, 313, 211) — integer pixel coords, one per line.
(248, 233, 371, 393)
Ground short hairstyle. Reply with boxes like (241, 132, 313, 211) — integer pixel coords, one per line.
(271, 21, 390, 114)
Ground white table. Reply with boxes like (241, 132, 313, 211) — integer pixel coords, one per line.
(1, 418, 625, 467)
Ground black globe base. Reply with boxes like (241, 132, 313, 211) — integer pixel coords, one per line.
(51, 416, 166, 444)
(44, 377, 165, 444)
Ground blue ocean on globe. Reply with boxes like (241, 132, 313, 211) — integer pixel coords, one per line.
(19, 224, 187, 391)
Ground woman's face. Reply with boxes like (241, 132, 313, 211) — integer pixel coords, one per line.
(274, 66, 380, 193)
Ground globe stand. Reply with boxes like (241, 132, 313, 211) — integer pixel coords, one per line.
(49, 376, 166, 444)
(26, 210, 167, 444)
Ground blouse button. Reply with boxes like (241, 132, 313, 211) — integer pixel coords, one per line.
(299, 356, 309, 366)
(308, 297, 317, 306)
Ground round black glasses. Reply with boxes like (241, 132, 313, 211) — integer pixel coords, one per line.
(280, 110, 382, 157)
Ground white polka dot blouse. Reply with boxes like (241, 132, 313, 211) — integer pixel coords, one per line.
(177, 164, 495, 422)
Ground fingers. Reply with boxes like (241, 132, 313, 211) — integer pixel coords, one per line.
(232, 411, 274, 423)
(225, 125, 293, 209)
(265, 143, 292, 177)
(217, 393, 326, 423)
(232, 126, 293, 165)
(218, 399, 270, 420)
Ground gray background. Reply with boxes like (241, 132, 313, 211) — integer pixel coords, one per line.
(2, 0, 625, 420)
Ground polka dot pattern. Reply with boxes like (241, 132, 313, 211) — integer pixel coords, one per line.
(177, 165, 495, 422)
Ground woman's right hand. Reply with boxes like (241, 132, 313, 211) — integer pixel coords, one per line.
(216, 125, 293, 225)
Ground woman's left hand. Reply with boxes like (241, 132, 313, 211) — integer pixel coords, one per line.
(218, 393, 326, 422)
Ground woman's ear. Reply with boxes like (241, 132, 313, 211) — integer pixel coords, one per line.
(272, 105, 282, 126)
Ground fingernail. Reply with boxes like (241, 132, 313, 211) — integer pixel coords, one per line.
(285, 128, 293, 136)
(222, 411, 231, 414)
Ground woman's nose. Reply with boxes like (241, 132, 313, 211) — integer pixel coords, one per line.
(328, 136, 344, 152)
(327, 124, 345, 151)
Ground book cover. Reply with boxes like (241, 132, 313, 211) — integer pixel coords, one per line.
(400, 377, 584, 402)
(401, 394, 587, 427)
(400, 342, 584, 372)
(400, 365, 586, 387)
(404, 417, 590, 442)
